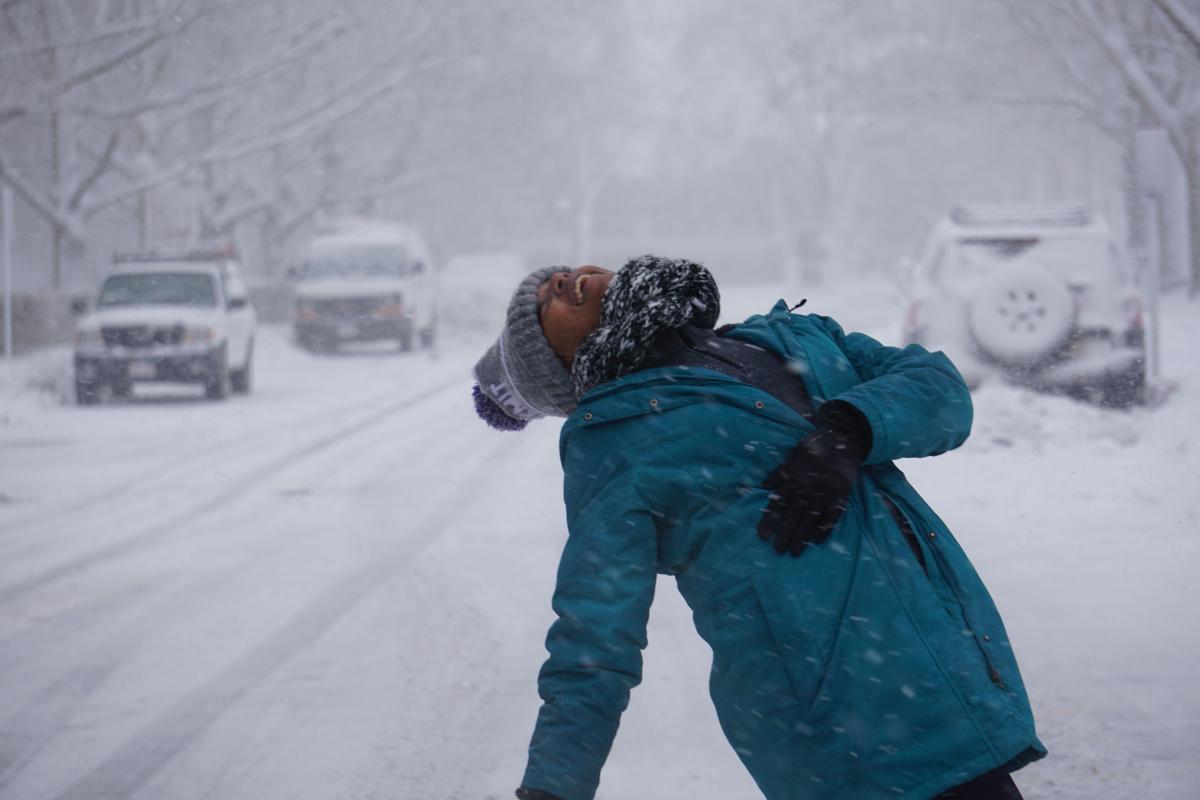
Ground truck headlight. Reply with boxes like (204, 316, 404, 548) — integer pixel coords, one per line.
(297, 299, 319, 321)
(374, 295, 405, 318)
(182, 326, 215, 344)
(74, 329, 103, 347)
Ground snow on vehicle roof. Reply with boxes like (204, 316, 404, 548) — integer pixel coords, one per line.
(951, 204, 1092, 227)
(934, 204, 1113, 240)
(111, 259, 225, 275)
(310, 220, 429, 248)
(306, 221, 434, 270)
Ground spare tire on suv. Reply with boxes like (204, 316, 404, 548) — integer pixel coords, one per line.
(966, 263, 1075, 366)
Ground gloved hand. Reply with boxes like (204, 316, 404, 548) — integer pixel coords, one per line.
(758, 400, 872, 556)
(516, 788, 565, 800)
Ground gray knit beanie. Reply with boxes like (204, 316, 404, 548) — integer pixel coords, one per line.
(472, 266, 577, 430)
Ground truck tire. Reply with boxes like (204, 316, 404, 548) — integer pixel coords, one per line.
(76, 379, 100, 406)
(205, 347, 230, 400)
(967, 264, 1074, 366)
(231, 341, 253, 394)
(297, 329, 334, 353)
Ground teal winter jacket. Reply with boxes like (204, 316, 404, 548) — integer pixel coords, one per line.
(521, 302, 1046, 800)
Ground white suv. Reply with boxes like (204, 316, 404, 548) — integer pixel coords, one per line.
(73, 252, 257, 403)
(902, 206, 1145, 407)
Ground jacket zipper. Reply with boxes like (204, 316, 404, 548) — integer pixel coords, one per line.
(883, 491, 1006, 690)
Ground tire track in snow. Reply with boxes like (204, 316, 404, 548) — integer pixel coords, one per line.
(46, 433, 519, 800)
(0, 573, 167, 682)
(0, 372, 457, 545)
(0, 574, 219, 792)
(0, 393, 478, 674)
(0, 376, 462, 606)
(0, 401, 494, 793)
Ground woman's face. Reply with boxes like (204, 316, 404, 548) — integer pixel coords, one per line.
(537, 265, 615, 368)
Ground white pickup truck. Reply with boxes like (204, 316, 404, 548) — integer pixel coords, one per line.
(73, 253, 257, 404)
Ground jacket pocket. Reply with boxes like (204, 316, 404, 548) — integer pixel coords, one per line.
(879, 491, 927, 572)
(750, 572, 842, 717)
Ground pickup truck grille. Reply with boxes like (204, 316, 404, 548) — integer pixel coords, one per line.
(102, 325, 184, 348)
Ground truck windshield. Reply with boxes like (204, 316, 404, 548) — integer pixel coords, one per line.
(98, 272, 217, 308)
(301, 244, 414, 279)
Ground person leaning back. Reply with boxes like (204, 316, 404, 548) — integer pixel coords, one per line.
(471, 255, 1046, 800)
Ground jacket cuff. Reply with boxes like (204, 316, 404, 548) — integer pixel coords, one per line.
(816, 399, 873, 461)
(516, 788, 565, 800)
(522, 697, 620, 800)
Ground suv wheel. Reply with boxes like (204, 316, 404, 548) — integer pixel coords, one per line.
(1100, 358, 1146, 409)
(419, 325, 436, 350)
(205, 347, 230, 400)
(967, 264, 1075, 366)
(231, 341, 254, 394)
(398, 327, 415, 352)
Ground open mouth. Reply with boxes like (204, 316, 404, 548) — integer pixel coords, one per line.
(574, 275, 589, 304)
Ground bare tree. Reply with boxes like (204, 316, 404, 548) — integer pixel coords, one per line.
(0, 0, 229, 286)
(0, 0, 513, 287)
(1150, 0, 1200, 55)
(998, 0, 1200, 294)
(731, 0, 955, 281)
(487, 1, 648, 265)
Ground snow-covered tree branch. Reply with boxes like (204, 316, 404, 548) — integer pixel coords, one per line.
(1150, 0, 1200, 56)
(991, 0, 1199, 292)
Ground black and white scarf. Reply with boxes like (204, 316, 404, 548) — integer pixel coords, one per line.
(572, 255, 721, 397)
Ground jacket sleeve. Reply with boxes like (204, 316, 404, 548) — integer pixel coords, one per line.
(521, 465, 658, 800)
(813, 314, 973, 465)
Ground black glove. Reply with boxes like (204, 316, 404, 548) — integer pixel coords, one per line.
(758, 400, 872, 556)
(516, 788, 564, 800)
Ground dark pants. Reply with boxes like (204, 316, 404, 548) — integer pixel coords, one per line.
(935, 769, 1024, 799)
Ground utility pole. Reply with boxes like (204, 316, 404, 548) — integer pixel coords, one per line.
(1135, 129, 1170, 385)
(2, 183, 13, 361)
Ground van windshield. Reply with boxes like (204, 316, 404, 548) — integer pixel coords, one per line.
(98, 272, 217, 308)
(301, 244, 416, 279)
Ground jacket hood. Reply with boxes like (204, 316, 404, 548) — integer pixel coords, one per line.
(564, 300, 807, 434)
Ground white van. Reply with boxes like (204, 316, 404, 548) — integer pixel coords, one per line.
(292, 221, 437, 352)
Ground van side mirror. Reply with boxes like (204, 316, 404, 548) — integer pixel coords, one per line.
(228, 296, 248, 310)
(70, 298, 89, 315)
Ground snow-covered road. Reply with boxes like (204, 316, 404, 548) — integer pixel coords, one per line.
(1, 285, 1197, 799)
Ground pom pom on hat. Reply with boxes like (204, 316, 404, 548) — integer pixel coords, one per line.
(472, 383, 528, 431)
